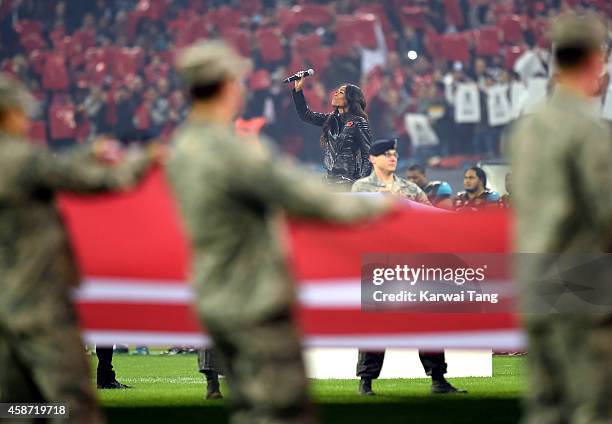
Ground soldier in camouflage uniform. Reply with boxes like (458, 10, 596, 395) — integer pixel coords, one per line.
(166, 41, 392, 424)
(352, 139, 431, 204)
(509, 12, 612, 424)
(352, 139, 464, 395)
(0, 75, 156, 423)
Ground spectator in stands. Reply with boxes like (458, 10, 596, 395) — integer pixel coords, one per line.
(406, 164, 454, 210)
(3, 0, 609, 162)
(81, 85, 107, 135)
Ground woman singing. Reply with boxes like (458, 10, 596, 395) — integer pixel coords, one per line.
(292, 72, 372, 190)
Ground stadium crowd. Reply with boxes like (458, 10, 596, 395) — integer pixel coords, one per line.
(1, 0, 611, 163)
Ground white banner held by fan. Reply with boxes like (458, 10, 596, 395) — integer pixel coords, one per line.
(454, 83, 481, 123)
(405, 114, 439, 147)
(601, 79, 612, 121)
(522, 77, 548, 115)
(487, 84, 512, 126)
(510, 81, 528, 119)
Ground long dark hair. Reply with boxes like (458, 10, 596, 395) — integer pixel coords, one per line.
(319, 83, 368, 148)
(466, 166, 487, 188)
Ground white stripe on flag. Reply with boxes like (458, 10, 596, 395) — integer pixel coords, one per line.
(77, 278, 516, 308)
(83, 329, 524, 350)
(77, 279, 193, 304)
(76, 278, 364, 307)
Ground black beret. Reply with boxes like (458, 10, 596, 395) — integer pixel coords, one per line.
(369, 138, 397, 156)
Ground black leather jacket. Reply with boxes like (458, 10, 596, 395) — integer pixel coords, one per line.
(292, 89, 372, 181)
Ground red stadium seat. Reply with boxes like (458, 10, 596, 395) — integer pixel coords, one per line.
(504, 44, 527, 70)
(20, 33, 46, 52)
(277, 6, 299, 35)
(491, 0, 515, 16)
(357, 3, 395, 50)
(336, 15, 378, 50)
(238, 0, 262, 16)
(28, 120, 47, 145)
(49, 26, 65, 46)
(112, 47, 144, 82)
(73, 30, 96, 50)
(156, 50, 174, 65)
(55, 36, 83, 63)
(42, 53, 69, 91)
(173, 15, 208, 48)
(211, 6, 242, 30)
(400, 7, 427, 30)
(248, 69, 271, 91)
(256, 28, 284, 63)
(134, 102, 151, 131)
(424, 29, 443, 57)
(293, 4, 333, 27)
(443, 0, 464, 28)
(475, 27, 500, 56)
(291, 34, 321, 52)
(441, 33, 470, 63)
(303, 47, 331, 75)
(356, 4, 392, 33)
(500, 15, 524, 44)
(222, 29, 251, 58)
(28, 50, 46, 76)
(68, 48, 87, 71)
(76, 120, 91, 143)
(144, 60, 170, 84)
(135, 0, 170, 21)
(49, 99, 77, 140)
(84, 48, 110, 86)
(13, 19, 43, 36)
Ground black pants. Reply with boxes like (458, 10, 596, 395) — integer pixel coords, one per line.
(324, 173, 354, 192)
(356, 350, 447, 380)
(197, 347, 223, 375)
(96, 346, 116, 385)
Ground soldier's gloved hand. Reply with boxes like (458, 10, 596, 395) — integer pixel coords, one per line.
(92, 136, 123, 165)
(145, 141, 169, 165)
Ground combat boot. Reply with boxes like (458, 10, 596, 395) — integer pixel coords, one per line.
(205, 371, 223, 399)
(358, 377, 375, 396)
(431, 377, 467, 394)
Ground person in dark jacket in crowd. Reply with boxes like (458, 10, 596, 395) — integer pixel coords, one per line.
(292, 72, 373, 191)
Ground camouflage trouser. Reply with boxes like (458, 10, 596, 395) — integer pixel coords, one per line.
(197, 347, 223, 374)
(0, 284, 103, 424)
(522, 315, 612, 424)
(203, 309, 316, 424)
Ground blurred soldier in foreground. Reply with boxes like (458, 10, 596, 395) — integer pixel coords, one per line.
(510, 12, 612, 424)
(0, 74, 157, 422)
(352, 140, 464, 396)
(167, 41, 392, 424)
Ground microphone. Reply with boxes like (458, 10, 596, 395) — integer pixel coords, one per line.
(283, 69, 315, 83)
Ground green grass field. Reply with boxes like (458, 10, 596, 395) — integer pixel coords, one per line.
(94, 354, 525, 423)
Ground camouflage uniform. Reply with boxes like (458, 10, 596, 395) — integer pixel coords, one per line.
(0, 134, 152, 423)
(166, 72, 389, 422)
(352, 172, 431, 204)
(351, 170, 456, 391)
(509, 13, 612, 424)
